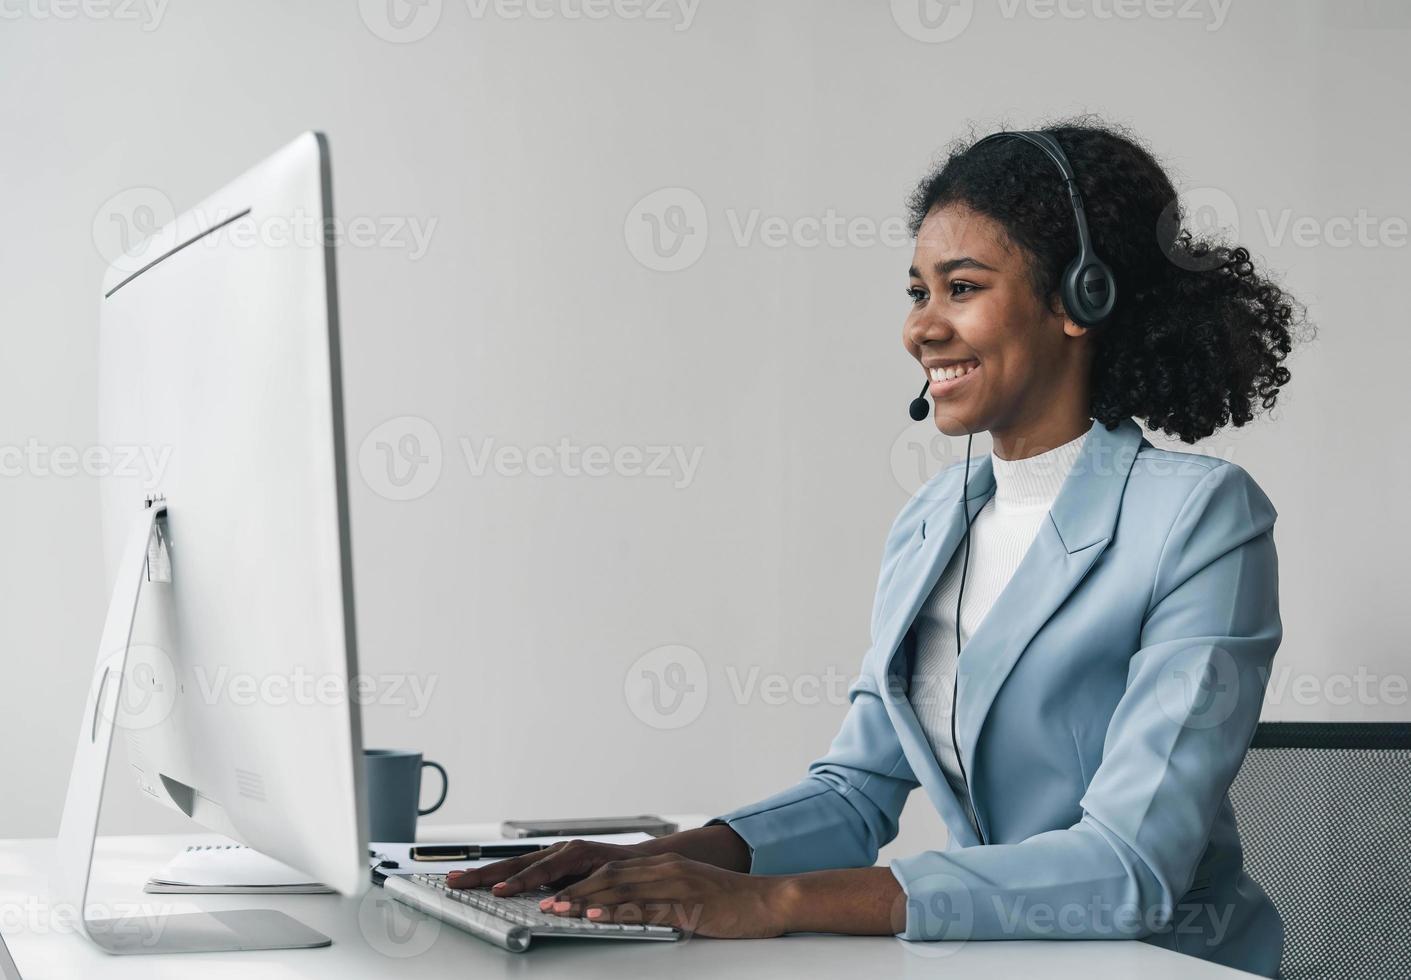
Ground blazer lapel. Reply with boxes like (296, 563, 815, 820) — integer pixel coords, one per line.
(951, 417, 1143, 840)
(871, 457, 998, 847)
(868, 418, 1145, 846)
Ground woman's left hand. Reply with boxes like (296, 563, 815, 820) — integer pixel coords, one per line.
(536, 852, 789, 938)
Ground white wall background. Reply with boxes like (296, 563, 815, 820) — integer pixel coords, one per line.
(2, 0, 1407, 859)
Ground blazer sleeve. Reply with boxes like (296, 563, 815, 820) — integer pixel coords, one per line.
(889, 460, 1281, 941)
(704, 478, 933, 874)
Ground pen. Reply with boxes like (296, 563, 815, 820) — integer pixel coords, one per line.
(409, 843, 548, 861)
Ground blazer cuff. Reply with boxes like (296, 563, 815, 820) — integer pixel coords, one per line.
(888, 852, 974, 941)
(707, 778, 868, 875)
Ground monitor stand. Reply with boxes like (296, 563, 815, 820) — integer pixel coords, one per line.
(54, 498, 333, 954)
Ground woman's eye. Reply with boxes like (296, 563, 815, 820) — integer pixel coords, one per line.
(950, 281, 979, 297)
(906, 286, 927, 305)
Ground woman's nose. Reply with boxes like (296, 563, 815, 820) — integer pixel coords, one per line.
(907, 307, 954, 346)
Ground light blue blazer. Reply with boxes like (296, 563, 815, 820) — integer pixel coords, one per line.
(712, 417, 1283, 976)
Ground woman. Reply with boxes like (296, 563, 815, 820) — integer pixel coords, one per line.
(449, 119, 1305, 977)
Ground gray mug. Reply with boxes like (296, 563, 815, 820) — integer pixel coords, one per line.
(363, 748, 449, 842)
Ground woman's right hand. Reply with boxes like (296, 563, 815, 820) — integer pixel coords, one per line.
(445, 839, 653, 895)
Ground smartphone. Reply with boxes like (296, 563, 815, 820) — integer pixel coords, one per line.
(500, 815, 678, 839)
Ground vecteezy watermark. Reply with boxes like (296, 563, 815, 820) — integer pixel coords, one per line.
(93, 189, 439, 272)
(626, 658, 874, 730)
(723, 209, 912, 251)
(0, 897, 180, 945)
(624, 188, 911, 272)
(724, 664, 855, 708)
(356, 416, 706, 501)
(459, 437, 703, 489)
(93, 646, 439, 728)
(890, 422, 962, 501)
(624, 644, 708, 730)
(888, 422, 1234, 501)
(359, 0, 700, 43)
(890, 0, 1231, 43)
(95, 643, 180, 732)
(359, 0, 444, 42)
(0, 0, 168, 30)
(359, 416, 444, 502)
(357, 883, 442, 957)
(1260, 663, 1410, 708)
(0, 439, 171, 484)
(898, 871, 974, 957)
(624, 187, 709, 272)
(989, 894, 1234, 944)
(1156, 646, 1241, 730)
(1159, 185, 1408, 271)
(890, 0, 975, 43)
(192, 665, 440, 718)
(464, 0, 700, 29)
(93, 186, 177, 274)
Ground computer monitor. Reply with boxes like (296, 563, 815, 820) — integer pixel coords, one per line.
(0, 928, 21, 980)
(56, 132, 367, 953)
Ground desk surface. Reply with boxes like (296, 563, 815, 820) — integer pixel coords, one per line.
(0, 822, 1252, 979)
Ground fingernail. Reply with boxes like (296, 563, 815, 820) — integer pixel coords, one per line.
(552, 901, 571, 912)
(538, 898, 552, 910)
(586, 908, 603, 919)
(491, 881, 507, 890)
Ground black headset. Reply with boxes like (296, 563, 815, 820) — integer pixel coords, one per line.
(971, 129, 1117, 328)
(907, 130, 1112, 845)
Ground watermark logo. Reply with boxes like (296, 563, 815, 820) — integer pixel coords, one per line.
(899, 871, 973, 957)
(92, 186, 176, 273)
(624, 187, 709, 272)
(96, 643, 178, 731)
(357, 884, 442, 957)
(1156, 646, 1240, 730)
(359, 0, 444, 42)
(891, 0, 974, 42)
(624, 644, 708, 729)
(890, 423, 962, 500)
(359, 416, 444, 501)
(1157, 186, 1239, 271)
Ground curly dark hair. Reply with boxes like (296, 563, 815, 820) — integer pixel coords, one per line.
(906, 116, 1311, 444)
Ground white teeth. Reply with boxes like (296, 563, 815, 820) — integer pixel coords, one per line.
(930, 362, 978, 382)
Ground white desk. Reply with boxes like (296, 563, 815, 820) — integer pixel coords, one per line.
(0, 822, 1252, 979)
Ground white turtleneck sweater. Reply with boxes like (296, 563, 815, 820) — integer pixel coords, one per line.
(908, 420, 1093, 833)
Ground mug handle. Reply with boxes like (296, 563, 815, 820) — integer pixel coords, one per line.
(418, 760, 449, 816)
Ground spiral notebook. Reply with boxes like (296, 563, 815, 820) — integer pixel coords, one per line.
(144, 843, 333, 895)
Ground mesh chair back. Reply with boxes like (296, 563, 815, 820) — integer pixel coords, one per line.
(1228, 722, 1411, 980)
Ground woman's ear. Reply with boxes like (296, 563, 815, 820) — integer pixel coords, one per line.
(1062, 318, 1091, 339)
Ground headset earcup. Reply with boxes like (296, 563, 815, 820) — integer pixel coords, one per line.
(1062, 255, 1117, 328)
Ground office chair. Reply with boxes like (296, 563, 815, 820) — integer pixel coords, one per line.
(1228, 722, 1411, 980)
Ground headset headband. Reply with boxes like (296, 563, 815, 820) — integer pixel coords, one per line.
(970, 130, 1117, 328)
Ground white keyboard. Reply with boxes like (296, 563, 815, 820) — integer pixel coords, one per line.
(378, 871, 680, 952)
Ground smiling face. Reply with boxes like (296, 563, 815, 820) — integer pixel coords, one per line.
(904, 203, 1095, 457)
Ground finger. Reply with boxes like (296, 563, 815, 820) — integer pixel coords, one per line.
(495, 842, 603, 895)
(550, 854, 678, 902)
(446, 847, 563, 890)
